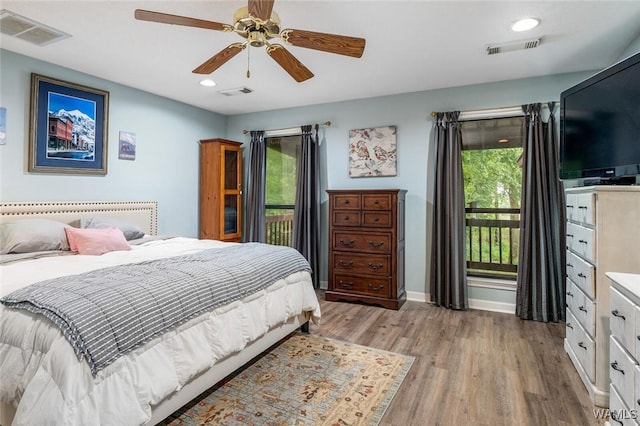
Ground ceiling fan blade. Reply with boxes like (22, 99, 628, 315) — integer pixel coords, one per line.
(266, 44, 314, 82)
(248, 0, 275, 22)
(193, 43, 246, 74)
(280, 28, 365, 58)
(134, 9, 231, 32)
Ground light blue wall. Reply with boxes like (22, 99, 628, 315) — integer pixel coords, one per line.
(619, 31, 640, 60)
(226, 72, 594, 302)
(0, 50, 227, 236)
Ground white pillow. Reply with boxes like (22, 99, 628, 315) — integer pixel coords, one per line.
(0, 219, 70, 254)
(80, 217, 145, 241)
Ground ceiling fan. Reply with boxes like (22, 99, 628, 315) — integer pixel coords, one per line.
(134, 0, 366, 83)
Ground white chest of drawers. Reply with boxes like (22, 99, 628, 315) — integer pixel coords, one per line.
(608, 272, 640, 425)
(564, 186, 640, 407)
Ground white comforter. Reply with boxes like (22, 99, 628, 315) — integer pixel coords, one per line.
(0, 237, 321, 425)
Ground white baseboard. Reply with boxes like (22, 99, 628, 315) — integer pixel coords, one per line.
(407, 290, 515, 314)
(323, 285, 515, 314)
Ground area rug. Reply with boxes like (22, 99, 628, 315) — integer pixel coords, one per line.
(159, 332, 414, 426)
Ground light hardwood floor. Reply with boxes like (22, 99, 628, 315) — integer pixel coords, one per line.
(309, 292, 604, 426)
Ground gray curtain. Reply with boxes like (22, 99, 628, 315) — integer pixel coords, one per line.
(516, 102, 566, 322)
(244, 130, 266, 242)
(430, 111, 468, 310)
(292, 125, 320, 288)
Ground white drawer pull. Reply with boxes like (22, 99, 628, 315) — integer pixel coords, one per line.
(612, 309, 626, 320)
(611, 412, 624, 425)
(611, 361, 625, 375)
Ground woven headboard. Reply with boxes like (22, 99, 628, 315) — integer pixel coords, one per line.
(0, 201, 158, 236)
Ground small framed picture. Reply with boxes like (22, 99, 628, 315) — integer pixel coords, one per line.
(28, 73, 109, 175)
(349, 125, 397, 177)
(118, 131, 136, 161)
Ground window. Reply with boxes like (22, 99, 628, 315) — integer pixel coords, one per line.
(265, 136, 300, 246)
(461, 117, 524, 280)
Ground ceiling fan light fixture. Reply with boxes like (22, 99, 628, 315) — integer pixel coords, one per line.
(510, 18, 539, 32)
(199, 79, 216, 87)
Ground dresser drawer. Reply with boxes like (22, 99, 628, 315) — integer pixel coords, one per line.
(567, 309, 596, 382)
(610, 383, 639, 426)
(566, 250, 595, 299)
(565, 193, 577, 222)
(575, 192, 596, 226)
(634, 306, 640, 362)
(611, 336, 638, 412)
(332, 210, 361, 226)
(332, 252, 390, 275)
(333, 231, 391, 254)
(363, 211, 392, 227)
(362, 194, 392, 210)
(333, 274, 391, 297)
(333, 194, 360, 210)
(566, 222, 596, 263)
(611, 287, 637, 351)
(567, 280, 596, 336)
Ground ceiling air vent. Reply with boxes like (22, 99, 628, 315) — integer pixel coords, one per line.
(0, 9, 70, 46)
(218, 87, 254, 96)
(486, 37, 541, 55)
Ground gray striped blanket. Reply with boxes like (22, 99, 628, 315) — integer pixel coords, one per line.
(1, 243, 311, 376)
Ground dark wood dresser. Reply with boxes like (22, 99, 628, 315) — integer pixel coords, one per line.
(326, 189, 407, 310)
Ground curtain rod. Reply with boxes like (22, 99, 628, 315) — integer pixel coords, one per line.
(242, 121, 332, 136)
(430, 102, 558, 120)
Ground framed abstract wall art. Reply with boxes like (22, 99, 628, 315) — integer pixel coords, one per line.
(28, 73, 109, 175)
(348, 125, 397, 177)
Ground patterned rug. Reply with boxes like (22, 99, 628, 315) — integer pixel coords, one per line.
(159, 332, 414, 426)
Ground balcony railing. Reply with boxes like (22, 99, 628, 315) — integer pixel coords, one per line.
(265, 207, 294, 246)
(466, 207, 520, 280)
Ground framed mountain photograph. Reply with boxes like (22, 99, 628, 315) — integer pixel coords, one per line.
(28, 73, 109, 175)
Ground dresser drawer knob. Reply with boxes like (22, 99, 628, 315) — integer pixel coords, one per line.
(566, 322, 573, 329)
(374, 200, 380, 204)
(368, 283, 384, 291)
(578, 205, 588, 210)
(612, 309, 626, 320)
(578, 305, 587, 313)
(374, 217, 379, 222)
(578, 342, 587, 350)
(338, 280, 354, 288)
(567, 233, 574, 238)
(567, 291, 574, 298)
(578, 239, 588, 244)
(368, 241, 384, 248)
(567, 263, 573, 268)
(340, 239, 355, 246)
(344, 216, 350, 220)
(344, 200, 350, 204)
(577, 272, 586, 278)
(338, 260, 354, 267)
(368, 263, 383, 270)
(566, 204, 574, 208)
(611, 361, 625, 375)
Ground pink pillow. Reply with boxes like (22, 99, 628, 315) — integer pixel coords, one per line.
(64, 227, 131, 255)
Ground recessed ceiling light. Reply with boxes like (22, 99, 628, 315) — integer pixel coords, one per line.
(511, 18, 539, 32)
(199, 79, 216, 87)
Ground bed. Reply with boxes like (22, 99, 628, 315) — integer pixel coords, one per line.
(0, 201, 321, 426)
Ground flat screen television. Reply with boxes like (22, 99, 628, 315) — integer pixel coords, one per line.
(559, 51, 640, 183)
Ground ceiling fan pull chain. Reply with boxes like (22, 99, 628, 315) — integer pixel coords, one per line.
(247, 46, 251, 78)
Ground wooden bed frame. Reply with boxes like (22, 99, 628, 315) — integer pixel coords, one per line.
(0, 201, 310, 426)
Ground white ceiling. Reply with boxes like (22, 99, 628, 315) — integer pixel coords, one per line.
(2, 1, 640, 116)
